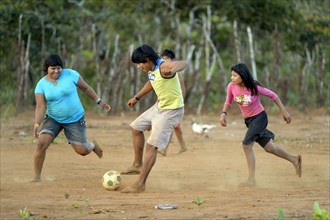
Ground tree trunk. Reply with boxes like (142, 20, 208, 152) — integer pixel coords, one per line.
(23, 34, 31, 103)
(300, 46, 315, 108)
(197, 54, 216, 114)
(270, 26, 281, 90)
(127, 44, 142, 112)
(271, 26, 285, 101)
(92, 23, 101, 97)
(15, 15, 31, 113)
(184, 45, 200, 112)
(197, 6, 213, 115)
(111, 64, 126, 113)
(16, 14, 23, 113)
(103, 35, 120, 104)
(196, 6, 225, 114)
(315, 44, 326, 107)
(40, 15, 45, 77)
(185, 45, 202, 111)
(233, 20, 241, 63)
(247, 26, 257, 80)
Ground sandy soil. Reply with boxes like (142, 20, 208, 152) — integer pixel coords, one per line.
(0, 109, 329, 220)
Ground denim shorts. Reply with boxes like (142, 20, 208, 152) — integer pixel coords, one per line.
(39, 115, 87, 145)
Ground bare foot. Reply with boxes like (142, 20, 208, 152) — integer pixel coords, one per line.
(294, 154, 302, 177)
(247, 179, 256, 186)
(92, 140, 103, 159)
(238, 179, 256, 187)
(121, 184, 146, 193)
(30, 178, 41, 183)
(177, 148, 187, 154)
(121, 165, 142, 175)
(157, 149, 167, 156)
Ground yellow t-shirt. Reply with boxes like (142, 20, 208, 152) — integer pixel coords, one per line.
(148, 68, 184, 110)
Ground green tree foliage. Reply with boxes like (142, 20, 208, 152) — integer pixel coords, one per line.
(0, 0, 329, 117)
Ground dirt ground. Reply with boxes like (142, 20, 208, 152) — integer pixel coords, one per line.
(0, 108, 329, 220)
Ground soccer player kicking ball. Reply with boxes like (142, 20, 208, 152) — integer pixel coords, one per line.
(121, 44, 187, 193)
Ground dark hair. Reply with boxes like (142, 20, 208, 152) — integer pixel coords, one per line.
(161, 49, 176, 59)
(131, 44, 160, 64)
(43, 54, 63, 73)
(231, 63, 259, 96)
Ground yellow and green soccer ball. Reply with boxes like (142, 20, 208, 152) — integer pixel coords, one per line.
(102, 170, 121, 190)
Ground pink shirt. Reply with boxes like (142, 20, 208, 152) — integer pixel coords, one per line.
(225, 82, 278, 118)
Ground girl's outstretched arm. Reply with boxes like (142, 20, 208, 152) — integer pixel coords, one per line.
(274, 97, 291, 124)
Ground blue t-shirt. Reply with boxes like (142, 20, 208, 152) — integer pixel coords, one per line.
(35, 68, 84, 123)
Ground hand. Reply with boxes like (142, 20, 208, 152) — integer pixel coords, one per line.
(33, 124, 39, 138)
(100, 102, 111, 112)
(219, 115, 227, 127)
(127, 97, 138, 108)
(160, 68, 173, 76)
(282, 111, 291, 124)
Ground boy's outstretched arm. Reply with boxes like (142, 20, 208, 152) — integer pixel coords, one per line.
(160, 61, 188, 76)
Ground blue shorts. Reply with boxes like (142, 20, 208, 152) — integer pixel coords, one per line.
(39, 115, 87, 145)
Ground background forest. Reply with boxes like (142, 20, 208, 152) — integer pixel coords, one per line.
(0, 0, 329, 117)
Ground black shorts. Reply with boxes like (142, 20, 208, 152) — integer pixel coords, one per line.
(242, 111, 274, 147)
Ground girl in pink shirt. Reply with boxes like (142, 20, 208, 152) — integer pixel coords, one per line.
(219, 63, 302, 186)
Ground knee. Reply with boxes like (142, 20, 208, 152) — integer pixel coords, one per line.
(75, 150, 89, 156)
(35, 134, 52, 154)
(35, 141, 49, 154)
(71, 144, 91, 156)
(131, 128, 142, 136)
(146, 144, 157, 152)
(263, 143, 273, 153)
(74, 147, 89, 156)
(242, 144, 252, 152)
(79, 152, 89, 156)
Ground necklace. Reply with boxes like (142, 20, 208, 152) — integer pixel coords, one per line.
(52, 81, 58, 86)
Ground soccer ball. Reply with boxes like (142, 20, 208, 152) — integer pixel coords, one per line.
(102, 170, 121, 190)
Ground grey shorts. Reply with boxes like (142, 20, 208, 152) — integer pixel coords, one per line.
(243, 111, 275, 147)
(130, 103, 184, 149)
(39, 115, 87, 146)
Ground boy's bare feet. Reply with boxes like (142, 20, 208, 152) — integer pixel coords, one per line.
(121, 184, 146, 193)
(121, 165, 142, 175)
(177, 147, 187, 154)
(157, 149, 167, 156)
(92, 140, 103, 159)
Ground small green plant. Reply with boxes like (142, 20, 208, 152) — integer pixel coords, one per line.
(313, 201, 330, 220)
(272, 208, 284, 220)
(71, 203, 84, 214)
(192, 196, 205, 205)
(71, 203, 79, 209)
(18, 207, 31, 220)
(64, 191, 70, 199)
(84, 197, 90, 205)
